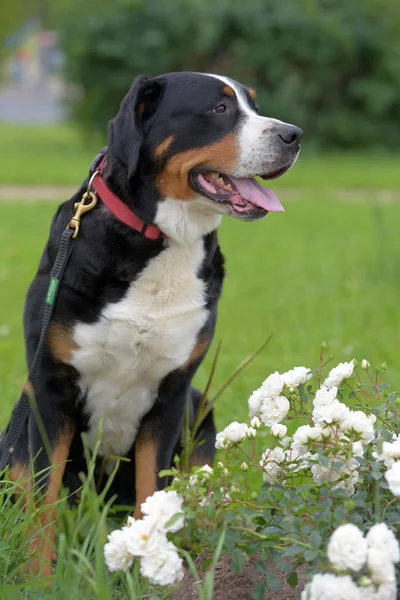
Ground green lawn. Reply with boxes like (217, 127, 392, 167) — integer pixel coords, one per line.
(0, 123, 398, 189)
(2, 192, 400, 431)
(0, 124, 102, 186)
(1, 124, 400, 597)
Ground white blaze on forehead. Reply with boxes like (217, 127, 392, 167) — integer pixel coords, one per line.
(206, 73, 284, 126)
(205, 73, 287, 176)
(206, 73, 257, 117)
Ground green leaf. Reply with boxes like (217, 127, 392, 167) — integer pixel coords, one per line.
(158, 468, 175, 478)
(301, 525, 314, 536)
(284, 545, 303, 557)
(287, 571, 299, 588)
(267, 574, 281, 592)
(254, 559, 268, 575)
(309, 531, 322, 549)
(251, 582, 266, 600)
(299, 384, 308, 403)
(276, 560, 291, 573)
(263, 526, 283, 536)
(164, 512, 184, 530)
(231, 548, 246, 574)
(304, 549, 319, 562)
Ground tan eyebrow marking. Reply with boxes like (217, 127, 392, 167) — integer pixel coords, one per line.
(154, 135, 175, 159)
(222, 85, 235, 98)
(248, 88, 257, 100)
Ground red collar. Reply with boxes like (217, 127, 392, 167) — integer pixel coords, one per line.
(90, 156, 166, 241)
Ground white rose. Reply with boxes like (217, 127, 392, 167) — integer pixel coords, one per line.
(367, 549, 396, 584)
(324, 360, 355, 389)
(248, 372, 286, 419)
(361, 359, 370, 370)
(124, 518, 165, 557)
(261, 371, 285, 397)
(281, 435, 292, 448)
(225, 421, 250, 443)
(358, 583, 397, 600)
(378, 440, 400, 467)
(292, 425, 323, 456)
(311, 456, 359, 495)
(385, 461, 400, 496)
(285, 448, 311, 472)
(312, 400, 350, 427)
(215, 421, 249, 448)
(199, 495, 212, 507)
(104, 528, 134, 572)
(374, 583, 397, 600)
(282, 366, 312, 391)
(327, 523, 368, 572)
(358, 585, 376, 600)
(189, 464, 213, 486)
(260, 395, 290, 426)
(343, 410, 376, 444)
(352, 441, 364, 458)
(260, 447, 285, 483)
(139, 540, 184, 586)
(215, 431, 229, 449)
(301, 573, 361, 600)
(140, 490, 184, 533)
(246, 426, 257, 439)
(271, 423, 287, 439)
(313, 386, 338, 408)
(248, 388, 263, 418)
(333, 473, 358, 496)
(250, 416, 261, 429)
(366, 523, 400, 564)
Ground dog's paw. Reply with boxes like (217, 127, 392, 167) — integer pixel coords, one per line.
(26, 535, 57, 579)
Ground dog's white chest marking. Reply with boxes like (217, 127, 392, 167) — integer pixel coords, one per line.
(70, 239, 207, 456)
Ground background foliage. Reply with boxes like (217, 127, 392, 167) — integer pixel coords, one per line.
(57, 0, 400, 149)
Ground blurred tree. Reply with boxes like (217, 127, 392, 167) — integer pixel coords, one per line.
(59, 0, 400, 149)
(0, 0, 41, 48)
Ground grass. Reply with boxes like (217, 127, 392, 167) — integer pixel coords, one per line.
(2, 193, 400, 429)
(0, 123, 399, 189)
(0, 124, 101, 186)
(1, 123, 400, 597)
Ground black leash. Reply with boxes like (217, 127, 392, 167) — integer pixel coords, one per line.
(0, 163, 103, 472)
(0, 230, 75, 472)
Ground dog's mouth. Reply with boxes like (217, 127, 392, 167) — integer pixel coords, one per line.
(189, 165, 290, 219)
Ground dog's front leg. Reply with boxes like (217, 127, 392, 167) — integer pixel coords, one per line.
(133, 381, 189, 519)
(23, 372, 77, 577)
(27, 425, 74, 577)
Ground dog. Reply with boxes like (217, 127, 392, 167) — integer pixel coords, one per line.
(1, 71, 302, 575)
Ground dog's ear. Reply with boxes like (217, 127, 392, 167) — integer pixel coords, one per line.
(108, 76, 163, 180)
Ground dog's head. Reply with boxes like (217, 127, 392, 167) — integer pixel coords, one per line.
(107, 72, 302, 242)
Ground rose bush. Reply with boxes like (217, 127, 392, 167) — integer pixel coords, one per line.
(105, 348, 400, 599)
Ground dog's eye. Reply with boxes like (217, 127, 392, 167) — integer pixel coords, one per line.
(254, 103, 260, 114)
(212, 104, 227, 114)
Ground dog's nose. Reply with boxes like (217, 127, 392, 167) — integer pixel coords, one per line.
(277, 124, 303, 146)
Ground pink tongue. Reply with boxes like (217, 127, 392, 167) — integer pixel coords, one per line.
(230, 177, 284, 212)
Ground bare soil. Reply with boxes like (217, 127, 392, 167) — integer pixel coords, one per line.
(170, 554, 309, 600)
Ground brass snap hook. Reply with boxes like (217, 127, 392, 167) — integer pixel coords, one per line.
(67, 190, 98, 239)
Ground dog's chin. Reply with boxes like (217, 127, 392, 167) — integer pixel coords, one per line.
(188, 161, 293, 221)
